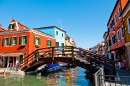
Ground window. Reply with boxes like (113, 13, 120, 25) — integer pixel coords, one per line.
(112, 34, 116, 44)
(62, 33, 63, 37)
(115, 15, 117, 23)
(47, 40, 51, 46)
(121, 27, 124, 38)
(118, 7, 122, 17)
(34, 37, 40, 45)
(56, 31, 58, 35)
(61, 43, 64, 46)
(11, 37, 17, 45)
(9, 24, 14, 29)
(118, 31, 120, 41)
(3, 38, 9, 46)
(128, 16, 130, 33)
(56, 42, 59, 47)
(19, 55, 23, 63)
(20, 36, 27, 45)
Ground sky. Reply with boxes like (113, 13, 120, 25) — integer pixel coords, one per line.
(0, 0, 116, 49)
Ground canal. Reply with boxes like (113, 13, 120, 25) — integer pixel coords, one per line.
(0, 67, 93, 86)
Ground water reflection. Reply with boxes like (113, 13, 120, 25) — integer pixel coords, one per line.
(0, 67, 92, 86)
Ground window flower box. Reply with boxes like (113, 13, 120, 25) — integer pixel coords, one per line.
(35, 44, 40, 48)
(20, 44, 26, 46)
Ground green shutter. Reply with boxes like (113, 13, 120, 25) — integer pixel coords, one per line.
(56, 42, 59, 47)
(50, 40, 52, 46)
(10, 37, 12, 45)
(16, 37, 17, 44)
(62, 43, 64, 46)
(20, 36, 22, 45)
(46, 40, 48, 46)
(39, 38, 41, 45)
(62, 33, 63, 37)
(7, 38, 9, 45)
(56, 31, 58, 35)
(25, 36, 27, 44)
(2, 38, 5, 46)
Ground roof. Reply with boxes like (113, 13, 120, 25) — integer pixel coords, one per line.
(103, 31, 108, 38)
(34, 26, 66, 33)
(10, 18, 29, 29)
(121, 0, 130, 15)
(107, 0, 119, 26)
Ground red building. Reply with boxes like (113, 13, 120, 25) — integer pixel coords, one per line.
(107, 0, 128, 68)
(0, 19, 56, 69)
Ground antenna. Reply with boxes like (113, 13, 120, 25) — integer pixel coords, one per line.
(58, 19, 62, 29)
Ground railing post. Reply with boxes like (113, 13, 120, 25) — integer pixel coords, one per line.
(52, 47, 54, 60)
(72, 46, 74, 61)
(89, 53, 93, 82)
(36, 50, 39, 61)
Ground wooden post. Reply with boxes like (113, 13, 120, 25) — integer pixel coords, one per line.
(72, 46, 74, 61)
(89, 53, 93, 82)
(36, 50, 39, 61)
(52, 47, 54, 60)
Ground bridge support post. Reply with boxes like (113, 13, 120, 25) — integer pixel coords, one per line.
(71, 46, 74, 61)
(89, 54, 93, 82)
(52, 47, 54, 60)
(36, 50, 39, 61)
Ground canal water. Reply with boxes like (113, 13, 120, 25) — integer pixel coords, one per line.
(0, 67, 93, 86)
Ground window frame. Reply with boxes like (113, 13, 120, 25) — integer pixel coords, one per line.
(117, 30, 120, 41)
(56, 31, 58, 35)
(56, 42, 59, 47)
(62, 33, 63, 37)
(47, 40, 52, 47)
(3, 37, 9, 46)
(9, 24, 15, 30)
(34, 36, 40, 45)
(11, 36, 17, 45)
(20, 35, 27, 45)
(127, 16, 130, 33)
(121, 27, 124, 38)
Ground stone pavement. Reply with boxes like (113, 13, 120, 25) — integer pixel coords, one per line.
(0, 68, 25, 75)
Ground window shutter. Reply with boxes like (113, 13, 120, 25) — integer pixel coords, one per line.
(39, 38, 41, 45)
(20, 36, 22, 45)
(2, 38, 4, 46)
(50, 40, 52, 46)
(10, 37, 12, 45)
(25, 36, 28, 44)
(16, 37, 17, 44)
(7, 38, 9, 45)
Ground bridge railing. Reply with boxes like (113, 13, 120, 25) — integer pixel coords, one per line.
(19, 46, 115, 71)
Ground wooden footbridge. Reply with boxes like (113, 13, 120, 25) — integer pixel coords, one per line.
(20, 46, 115, 77)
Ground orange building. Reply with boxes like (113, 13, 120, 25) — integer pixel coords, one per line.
(107, 0, 128, 62)
(0, 19, 56, 69)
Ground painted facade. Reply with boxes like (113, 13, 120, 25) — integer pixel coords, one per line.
(35, 26, 66, 47)
(103, 31, 111, 59)
(122, 1, 130, 70)
(107, 0, 128, 65)
(0, 19, 56, 69)
(65, 35, 76, 47)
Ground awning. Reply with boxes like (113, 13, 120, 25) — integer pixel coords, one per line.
(0, 52, 25, 57)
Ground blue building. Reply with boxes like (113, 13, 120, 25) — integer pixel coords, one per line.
(35, 26, 66, 47)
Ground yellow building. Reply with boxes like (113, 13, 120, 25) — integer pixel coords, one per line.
(122, 1, 130, 70)
(65, 36, 76, 56)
